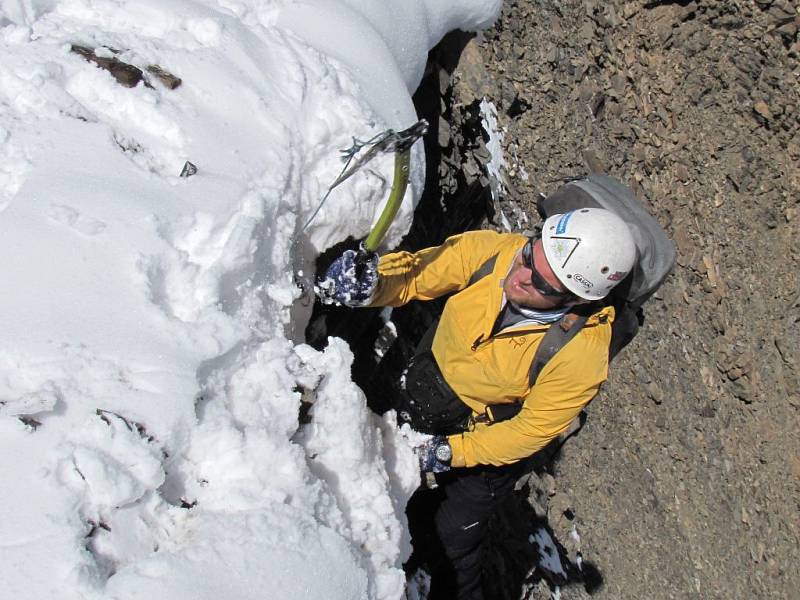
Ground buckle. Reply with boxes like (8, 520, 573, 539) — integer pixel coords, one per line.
(559, 312, 581, 331)
(470, 413, 491, 427)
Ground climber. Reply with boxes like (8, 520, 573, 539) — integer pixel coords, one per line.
(319, 206, 640, 599)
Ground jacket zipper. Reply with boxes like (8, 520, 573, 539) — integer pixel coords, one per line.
(471, 330, 528, 351)
(472, 321, 578, 352)
(471, 335, 483, 351)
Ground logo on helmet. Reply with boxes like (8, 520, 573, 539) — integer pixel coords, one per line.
(607, 270, 627, 282)
(550, 238, 579, 264)
(555, 212, 574, 235)
(573, 273, 594, 289)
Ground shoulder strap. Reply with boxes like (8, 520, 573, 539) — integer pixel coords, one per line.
(528, 310, 590, 387)
(468, 254, 498, 287)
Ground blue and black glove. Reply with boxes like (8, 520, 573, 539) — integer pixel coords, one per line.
(418, 435, 452, 474)
(318, 247, 379, 306)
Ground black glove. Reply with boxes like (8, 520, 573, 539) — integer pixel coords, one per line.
(318, 247, 379, 306)
(418, 435, 452, 474)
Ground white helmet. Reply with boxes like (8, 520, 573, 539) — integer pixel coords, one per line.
(541, 208, 637, 301)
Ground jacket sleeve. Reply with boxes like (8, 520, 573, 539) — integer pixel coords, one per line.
(447, 326, 611, 468)
(368, 230, 509, 307)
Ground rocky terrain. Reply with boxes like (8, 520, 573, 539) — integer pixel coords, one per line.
(311, 1, 799, 598)
(458, 1, 799, 598)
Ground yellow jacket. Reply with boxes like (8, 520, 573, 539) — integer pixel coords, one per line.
(370, 230, 614, 468)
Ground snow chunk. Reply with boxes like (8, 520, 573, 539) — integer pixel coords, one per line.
(105, 508, 369, 600)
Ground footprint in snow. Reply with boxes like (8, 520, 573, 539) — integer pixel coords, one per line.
(47, 204, 107, 236)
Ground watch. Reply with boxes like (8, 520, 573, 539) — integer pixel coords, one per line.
(434, 440, 452, 464)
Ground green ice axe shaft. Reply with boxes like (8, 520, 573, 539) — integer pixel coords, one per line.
(362, 148, 411, 253)
(356, 120, 427, 274)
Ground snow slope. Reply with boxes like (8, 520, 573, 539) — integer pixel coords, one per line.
(0, 1, 500, 599)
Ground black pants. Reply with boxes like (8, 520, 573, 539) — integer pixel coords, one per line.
(379, 321, 524, 597)
(407, 462, 525, 599)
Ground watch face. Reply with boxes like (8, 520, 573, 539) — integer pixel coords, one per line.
(435, 443, 452, 463)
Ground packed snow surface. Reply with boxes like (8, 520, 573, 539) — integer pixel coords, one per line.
(0, 1, 500, 599)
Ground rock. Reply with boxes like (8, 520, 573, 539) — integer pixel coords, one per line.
(473, 142, 491, 165)
(582, 148, 607, 172)
(180, 161, 197, 178)
(767, 2, 796, 22)
(753, 100, 772, 120)
(700, 404, 716, 418)
(579, 21, 594, 43)
(506, 94, 531, 118)
(750, 541, 766, 563)
(731, 379, 753, 403)
(438, 122, 451, 147)
(783, 366, 800, 397)
(71, 44, 144, 88)
(647, 381, 664, 405)
(146, 64, 182, 89)
(672, 226, 695, 266)
(541, 472, 556, 497)
(660, 75, 676, 95)
(775, 18, 799, 37)
(726, 366, 744, 381)
(654, 17, 674, 45)
(763, 206, 781, 229)
(453, 39, 493, 101)
(727, 170, 743, 192)
(462, 159, 480, 179)
(590, 92, 606, 119)
(622, 2, 640, 19)
(611, 73, 627, 95)
(548, 492, 573, 525)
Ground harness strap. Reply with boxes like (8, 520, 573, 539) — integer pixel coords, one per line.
(528, 311, 590, 387)
(468, 254, 498, 287)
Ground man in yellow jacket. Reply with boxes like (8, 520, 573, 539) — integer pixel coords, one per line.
(321, 207, 637, 599)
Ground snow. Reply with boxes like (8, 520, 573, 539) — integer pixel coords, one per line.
(479, 97, 505, 203)
(480, 96, 518, 231)
(0, 1, 500, 599)
(529, 527, 568, 579)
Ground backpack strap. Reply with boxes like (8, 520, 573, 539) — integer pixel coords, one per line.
(468, 254, 498, 287)
(528, 310, 591, 387)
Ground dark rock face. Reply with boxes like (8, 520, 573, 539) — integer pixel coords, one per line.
(460, 1, 799, 598)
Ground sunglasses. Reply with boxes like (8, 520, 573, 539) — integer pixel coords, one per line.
(522, 238, 573, 299)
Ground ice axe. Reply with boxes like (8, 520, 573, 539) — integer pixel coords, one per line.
(354, 123, 428, 277)
(304, 119, 428, 282)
